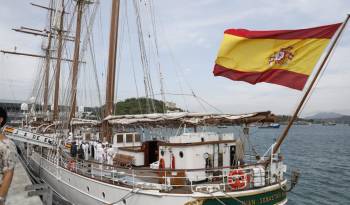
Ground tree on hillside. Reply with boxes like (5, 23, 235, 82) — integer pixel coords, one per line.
(113, 98, 182, 115)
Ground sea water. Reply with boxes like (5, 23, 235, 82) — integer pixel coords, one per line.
(237, 124, 350, 205)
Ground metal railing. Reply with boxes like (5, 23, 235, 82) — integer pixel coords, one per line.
(37, 152, 284, 194)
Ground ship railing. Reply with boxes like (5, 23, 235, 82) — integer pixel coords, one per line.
(40, 153, 282, 194)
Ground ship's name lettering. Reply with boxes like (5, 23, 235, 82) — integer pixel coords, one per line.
(244, 200, 256, 205)
(258, 192, 286, 204)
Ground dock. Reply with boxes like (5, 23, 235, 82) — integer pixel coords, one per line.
(6, 160, 43, 205)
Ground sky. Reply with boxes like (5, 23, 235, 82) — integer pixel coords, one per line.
(0, 0, 349, 116)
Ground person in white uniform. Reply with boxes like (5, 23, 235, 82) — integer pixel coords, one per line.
(107, 145, 114, 166)
(93, 141, 99, 161)
(82, 142, 89, 160)
(96, 143, 104, 163)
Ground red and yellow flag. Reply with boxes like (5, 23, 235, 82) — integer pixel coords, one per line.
(213, 23, 341, 90)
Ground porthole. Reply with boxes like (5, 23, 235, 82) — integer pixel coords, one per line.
(179, 151, 184, 158)
(102, 192, 105, 198)
(87, 186, 90, 192)
(160, 150, 164, 156)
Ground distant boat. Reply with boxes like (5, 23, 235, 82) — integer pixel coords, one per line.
(322, 122, 336, 126)
(294, 121, 312, 126)
(258, 123, 280, 128)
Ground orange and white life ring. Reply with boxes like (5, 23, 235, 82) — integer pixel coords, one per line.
(227, 169, 250, 190)
(68, 160, 76, 171)
(159, 158, 165, 169)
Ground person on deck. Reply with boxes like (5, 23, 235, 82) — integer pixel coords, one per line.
(93, 141, 99, 161)
(96, 143, 103, 163)
(89, 141, 94, 159)
(78, 143, 84, 160)
(101, 145, 107, 164)
(0, 107, 17, 205)
(82, 142, 89, 161)
(107, 145, 114, 166)
(70, 142, 77, 158)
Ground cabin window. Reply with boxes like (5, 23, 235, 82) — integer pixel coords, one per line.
(134, 134, 141, 142)
(102, 192, 106, 199)
(117, 135, 123, 143)
(126, 134, 133, 143)
(87, 186, 90, 192)
(179, 151, 184, 158)
(160, 150, 164, 156)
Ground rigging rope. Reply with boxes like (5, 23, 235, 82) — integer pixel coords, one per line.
(132, 0, 156, 113)
(125, 1, 142, 113)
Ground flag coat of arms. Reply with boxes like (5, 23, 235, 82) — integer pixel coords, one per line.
(213, 23, 341, 90)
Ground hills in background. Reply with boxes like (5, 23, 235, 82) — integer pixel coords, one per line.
(277, 112, 350, 124)
(306, 112, 350, 124)
(305, 112, 344, 119)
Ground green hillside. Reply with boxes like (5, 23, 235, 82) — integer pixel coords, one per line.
(114, 98, 182, 115)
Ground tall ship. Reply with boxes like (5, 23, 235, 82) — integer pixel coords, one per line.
(1, 1, 348, 205)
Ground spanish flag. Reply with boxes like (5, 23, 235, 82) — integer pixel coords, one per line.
(213, 23, 342, 90)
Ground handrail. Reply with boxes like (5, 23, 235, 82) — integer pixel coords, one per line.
(39, 152, 281, 193)
(82, 157, 267, 172)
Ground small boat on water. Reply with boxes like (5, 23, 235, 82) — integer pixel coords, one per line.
(258, 123, 281, 129)
(322, 122, 336, 126)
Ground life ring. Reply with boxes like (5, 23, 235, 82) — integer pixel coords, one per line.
(68, 160, 76, 171)
(159, 158, 165, 169)
(227, 169, 250, 190)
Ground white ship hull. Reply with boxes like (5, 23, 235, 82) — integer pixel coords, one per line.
(28, 153, 192, 205)
(25, 152, 287, 205)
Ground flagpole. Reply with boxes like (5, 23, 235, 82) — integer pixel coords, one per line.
(267, 15, 350, 163)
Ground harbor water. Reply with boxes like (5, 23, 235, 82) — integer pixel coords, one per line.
(226, 124, 350, 205)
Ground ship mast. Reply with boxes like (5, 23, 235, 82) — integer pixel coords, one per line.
(43, 0, 54, 113)
(68, 0, 85, 123)
(103, 0, 120, 142)
(53, 0, 65, 121)
(266, 15, 350, 165)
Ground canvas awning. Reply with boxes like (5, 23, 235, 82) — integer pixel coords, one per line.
(103, 111, 275, 127)
(71, 118, 101, 126)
